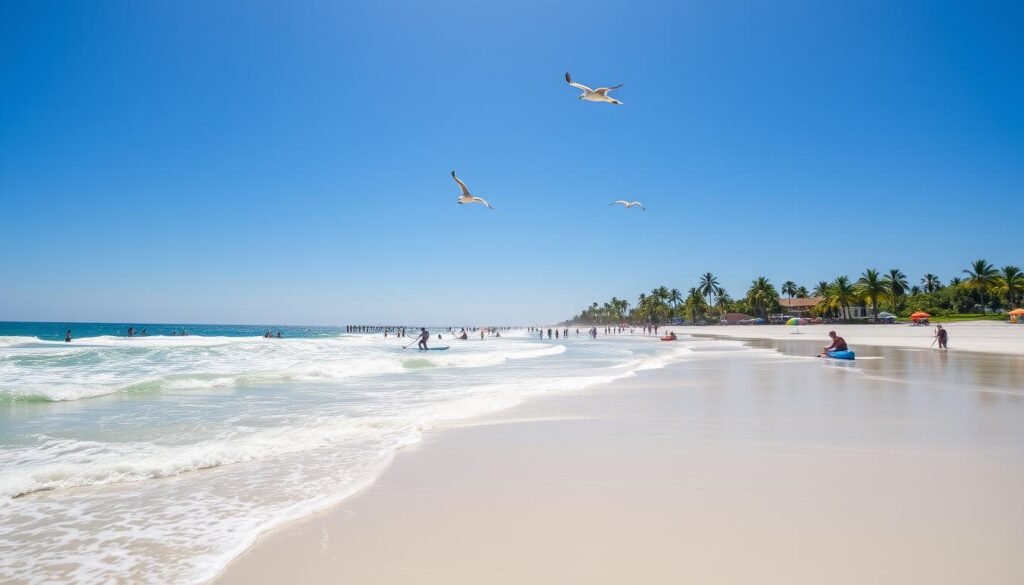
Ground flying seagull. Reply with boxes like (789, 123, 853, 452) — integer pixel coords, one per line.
(609, 200, 646, 210)
(565, 72, 623, 105)
(451, 171, 494, 209)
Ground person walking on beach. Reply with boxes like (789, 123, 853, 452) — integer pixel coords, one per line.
(935, 325, 948, 349)
(64, 329, 72, 343)
(822, 330, 848, 354)
(416, 328, 430, 350)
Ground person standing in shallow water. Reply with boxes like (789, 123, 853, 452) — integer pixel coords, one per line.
(935, 325, 948, 349)
(64, 329, 71, 343)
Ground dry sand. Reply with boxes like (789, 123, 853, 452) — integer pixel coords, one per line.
(214, 339, 1024, 584)
(676, 320, 1024, 355)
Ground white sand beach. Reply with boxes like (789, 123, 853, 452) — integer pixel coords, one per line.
(677, 320, 1024, 355)
(214, 334, 1024, 584)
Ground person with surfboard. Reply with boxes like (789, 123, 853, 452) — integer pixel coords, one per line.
(415, 328, 430, 350)
(821, 331, 848, 356)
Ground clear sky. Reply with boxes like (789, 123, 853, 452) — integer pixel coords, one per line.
(2, 0, 1021, 325)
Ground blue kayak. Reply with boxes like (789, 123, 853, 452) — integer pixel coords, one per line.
(826, 350, 856, 360)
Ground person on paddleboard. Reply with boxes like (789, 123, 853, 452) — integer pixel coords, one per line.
(823, 331, 848, 354)
(416, 328, 430, 350)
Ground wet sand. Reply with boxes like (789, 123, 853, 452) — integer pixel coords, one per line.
(214, 340, 1024, 584)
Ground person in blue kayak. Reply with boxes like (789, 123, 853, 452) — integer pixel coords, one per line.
(416, 328, 430, 350)
(823, 330, 848, 354)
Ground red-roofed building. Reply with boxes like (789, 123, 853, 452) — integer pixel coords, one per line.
(778, 296, 824, 316)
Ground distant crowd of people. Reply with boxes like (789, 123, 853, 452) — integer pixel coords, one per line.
(526, 325, 665, 339)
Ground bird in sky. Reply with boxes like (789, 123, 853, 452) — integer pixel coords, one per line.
(451, 171, 495, 209)
(565, 72, 624, 105)
(609, 200, 646, 210)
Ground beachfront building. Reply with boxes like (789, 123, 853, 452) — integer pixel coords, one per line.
(774, 296, 872, 321)
(719, 312, 754, 324)
(778, 296, 824, 316)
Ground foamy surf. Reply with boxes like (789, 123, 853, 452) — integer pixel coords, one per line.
(0, 329, 730, 584)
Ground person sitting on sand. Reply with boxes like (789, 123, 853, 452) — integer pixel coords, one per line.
(823, 330, 848, 353)
(935, 325, 948, 349)
(416, 328, 430, 350)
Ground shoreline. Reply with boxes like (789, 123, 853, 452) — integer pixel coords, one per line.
(212, 337, 1024, 584)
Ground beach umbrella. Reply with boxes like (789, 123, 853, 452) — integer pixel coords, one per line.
(1008, 308, 1024, 316)
(786, 317, 802, 334)
(910, 311, 931, 319)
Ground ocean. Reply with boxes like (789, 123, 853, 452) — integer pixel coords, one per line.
(0, 322, 706, 583)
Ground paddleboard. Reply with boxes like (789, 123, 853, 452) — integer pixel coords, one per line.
(418, 346, 450, 351)
(660, 336, 677, 341)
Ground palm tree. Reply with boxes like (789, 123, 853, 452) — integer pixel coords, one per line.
(995, 265, 1024, 307)
(921, 273, 941, 294)
(856, 269, 887, 322)
(963, 258, 999, 310)
(685, 287, 709, 322)
(668, 288, 683, 310)
(608, 297, 623, 321)
(910, 285, 921, 296)
(746, 277, 778, 319)
(796, 286, 809, 298)
(812, 281, 831, 298)
(949, 277, 963, 287)
(645, 286, 671, 323)
(883, 268, 908, 313)
(781, 281, 798, 313)
(698, 272, 721, 312)
(714, 289, 731, 316)
(829, 276, 855, 320)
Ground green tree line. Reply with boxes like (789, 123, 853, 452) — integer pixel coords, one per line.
(566, 259, 1024, 325)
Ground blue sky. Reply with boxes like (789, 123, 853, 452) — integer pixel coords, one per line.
(2, 0, 1022, 325)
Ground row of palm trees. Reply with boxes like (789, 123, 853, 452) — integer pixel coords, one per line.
(567, 259, 1023, 325)
(786, 260, 1022, 321)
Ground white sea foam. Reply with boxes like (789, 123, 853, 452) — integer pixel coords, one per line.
(0, 331, 722, 584)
